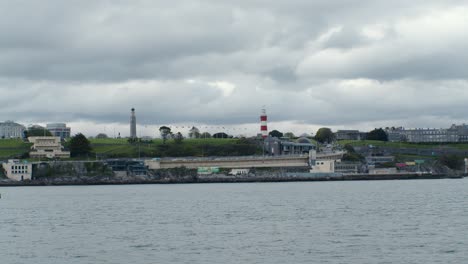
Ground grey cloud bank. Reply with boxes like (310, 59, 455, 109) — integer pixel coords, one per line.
(1, 1, 468, 136)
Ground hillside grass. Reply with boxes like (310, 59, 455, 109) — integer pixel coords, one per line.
(0, 138, 257, 159)
(90, 138, 256, 158)
(0, 139, 32, 159)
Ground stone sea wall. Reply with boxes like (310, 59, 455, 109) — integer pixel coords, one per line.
(0, 163, 464, 186)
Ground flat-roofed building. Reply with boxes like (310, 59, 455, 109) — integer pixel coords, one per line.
(28, 136, 70, 159)
(2, 159, 32, 181)
(335, 130, 366, 141)
(46, 123, 71, 140)
(404, 128, 458, 143)
(385, 127, 406, 142)
(365, 155, 395, 165)
(335, 162, 360, 174)
(264, 136, 315, 156)
(0, 121, 26, 139)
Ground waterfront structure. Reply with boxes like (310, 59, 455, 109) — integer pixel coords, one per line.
(1, 159, 32, 181)
(310, 160, 335, 173)
(130, 108, 137, 139)
(365, 155, 395, 165)
(229, 168, 250, 175)
(46, 123, 71, 140)
(28, 136, 70, 159)
(260, 108, 268, 139)
(369, 167, 398, 174)
(335, 162, 360, 174)
(309, 149, 337, 173)
(465, 158, 468, 174)
(264, 136, 316, 156)
(335, 130, 366, 141)
(0, 121, 26, 139)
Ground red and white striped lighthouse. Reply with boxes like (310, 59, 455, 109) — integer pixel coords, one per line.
(260, 108, 268, 138)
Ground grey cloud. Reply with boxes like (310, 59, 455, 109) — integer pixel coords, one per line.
(1, 1, 468, 134)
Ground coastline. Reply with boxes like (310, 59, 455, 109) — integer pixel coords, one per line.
(0, 173, 464, 187)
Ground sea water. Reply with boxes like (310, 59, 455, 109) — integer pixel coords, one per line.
(1, 179, 467, 264)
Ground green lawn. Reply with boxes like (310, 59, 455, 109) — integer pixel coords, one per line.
(0, 139, 32, 159)
(0, 138, 259, 159)
(0, 139, 31, 148)
(90, 138, 255, 158)
(89, 138, 131, 145)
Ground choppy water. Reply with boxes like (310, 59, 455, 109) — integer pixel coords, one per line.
(1, 179, 467, 264)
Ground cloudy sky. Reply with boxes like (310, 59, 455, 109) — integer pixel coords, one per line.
(1, 0, 468, 137)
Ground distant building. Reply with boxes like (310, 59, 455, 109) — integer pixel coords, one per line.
(265, 137, 315, 155)
(46, 123, 71, 140)
(2, 159, 32, 181)
(384, 127, 406, 142)
(369, 167, 397, 175)
(130, 108, 137, 139)
(365, 155, 395, 165)
(310, 160, 335, 173)
(384, 125, 468, 143)
(403, 128, 458, 143)
(0, 121, 26, 139)
(28, 136, 70, 159)
(335, 130, 366, 141)
(335, 162, 360, 174)
(450, 124, 468, 142)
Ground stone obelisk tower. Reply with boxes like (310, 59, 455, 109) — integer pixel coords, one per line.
(130, 108, 137, 139)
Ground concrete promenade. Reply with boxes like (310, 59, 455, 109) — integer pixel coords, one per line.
(145, 152, 345, 169)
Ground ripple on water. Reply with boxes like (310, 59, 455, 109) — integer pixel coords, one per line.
(0, 180, 467, 264)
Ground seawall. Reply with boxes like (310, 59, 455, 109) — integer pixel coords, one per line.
(0, 171, 464, 186)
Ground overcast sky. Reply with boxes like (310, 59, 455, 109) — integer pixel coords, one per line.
(1, 0, 468, 137)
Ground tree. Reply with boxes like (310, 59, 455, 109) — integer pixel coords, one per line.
(439, 154, 464, 170)
(96, 133, 108, 139)
(174, 132, 184, 144)
(314, 127, 334, 143)
(69, 133, 92, 157)
(269, 130, 283, 138)
(159, 126, 172, 143)
(25, 127, 52, 137)
(213, 132, 229, 139)
(367, 128, 388, 141)
(188, 127, 201, 138)
(200, 132, 211, 138)
(284, 132, 295, 139)
(342, 144, 364, 162)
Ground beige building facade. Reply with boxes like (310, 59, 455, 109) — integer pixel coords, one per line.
(2, 159, 32, 181)
(28, 136, 70, 158)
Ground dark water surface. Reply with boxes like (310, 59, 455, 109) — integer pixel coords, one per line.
(1, 179, 467, 264)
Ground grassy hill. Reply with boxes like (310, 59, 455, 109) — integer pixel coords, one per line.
(0, 137, 260, 160)
(0, 139, 32, 159)
(90, 138, 258, 158)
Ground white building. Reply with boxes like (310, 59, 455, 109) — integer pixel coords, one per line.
(2, 159, 32, 181)
(309, 149, 337, 173)
(46, 123, 71, 139)
(0, 121, 26, 139)
(28, 136, 70, 158)
(310, 160, 335, 173)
